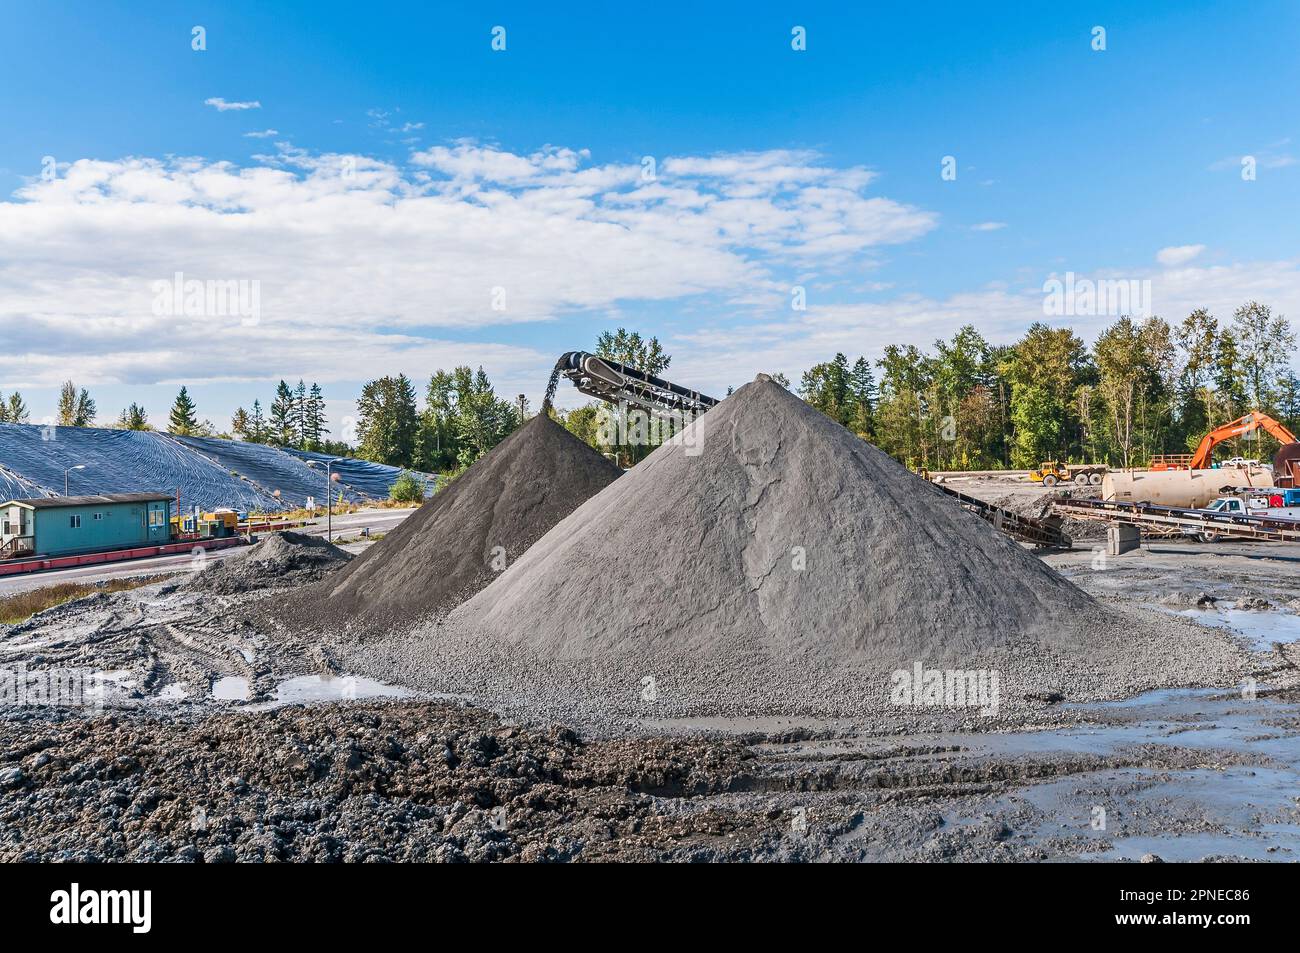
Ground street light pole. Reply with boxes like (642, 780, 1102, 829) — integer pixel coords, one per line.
(325, 458, 344, 541)
(64, 464, 86, 496)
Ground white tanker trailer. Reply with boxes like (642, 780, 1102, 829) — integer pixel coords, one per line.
(1102, 464, 1274, 508)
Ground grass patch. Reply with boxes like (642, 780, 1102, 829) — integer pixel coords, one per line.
(0, 574, 175, 625)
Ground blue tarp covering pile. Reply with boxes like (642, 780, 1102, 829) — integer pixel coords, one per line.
(0, 422, 425, 513)
(287, 448, 436, 500)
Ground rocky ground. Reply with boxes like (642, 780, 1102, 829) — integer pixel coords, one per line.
(4, 687, 1298, 862)
(3, 517, 1300, 861)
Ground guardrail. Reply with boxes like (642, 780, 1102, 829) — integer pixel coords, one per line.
(0, 536, 247, 577)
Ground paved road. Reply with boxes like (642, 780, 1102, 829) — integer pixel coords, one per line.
(0, 507, 417, 595)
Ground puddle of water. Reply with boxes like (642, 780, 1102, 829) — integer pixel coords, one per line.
(1171, 602, 1300, 651)
(1067, 686, 1223, 712)
(158, 683, 188, 701)
(211, 676, 250, 701)
(247, 674, 411, 710)
(1102, 830, 1297, 863)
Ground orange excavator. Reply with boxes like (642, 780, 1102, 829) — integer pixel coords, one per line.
(1160, 411, 1300, 485)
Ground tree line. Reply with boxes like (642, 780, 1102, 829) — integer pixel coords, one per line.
(7, 304, 1294, 478)
(349, 368, 525, 471)
(795, 301, 1297, 470)
(229, 380, 346, 453)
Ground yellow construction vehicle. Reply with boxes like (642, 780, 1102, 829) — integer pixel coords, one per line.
(1028, 461, 1107, 487)
(171, 509, 239, 539)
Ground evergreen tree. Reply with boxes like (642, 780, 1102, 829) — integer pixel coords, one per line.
(249, 399, 267, 443)
(356, 374, 420, 467)
(231, 407, 252, 440)
(117, 403, 150, 430)
(293, 379, 308, 449)
(304, 382, 328, 451)
(268, 380, 296, 446)
(57, 380, 96, 426)
(168, 386, 199, 435)
(8, 392, 27, 423)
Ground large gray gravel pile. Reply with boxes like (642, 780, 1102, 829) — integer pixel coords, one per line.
(321, 376, 1257, 731)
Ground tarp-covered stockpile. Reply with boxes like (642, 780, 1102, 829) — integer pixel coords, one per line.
(286, 448, 426, 501)
(0, 422, 426, 512)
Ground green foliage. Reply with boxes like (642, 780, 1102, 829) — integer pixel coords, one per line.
(117, 402, 151, 431)
(596, 327, 670, 377)
(168, 386, 199, 435)
(789, 302, 1295, 471)
(388, 469, 426, 503)
(0, 391, 28, 423)
(56, 380, 96, 427)
(800, 353, 874, 435)
(356, 374, 420, 467)
(414, 366, 520, 472)
(268, 380, 297, 446)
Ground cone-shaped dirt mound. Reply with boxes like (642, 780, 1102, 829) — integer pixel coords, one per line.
(449, 376, 1094, 663)
(284, 415, 621, 630)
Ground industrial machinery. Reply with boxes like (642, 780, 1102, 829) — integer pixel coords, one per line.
(544, 351, 718, 420)
(171, 508, 239, 540)
(1106, 411, 1299, 507)
(1186, 411, 1298, 475)
(1028, 461, 1106, 487)
(1053, 496, 1300, 544)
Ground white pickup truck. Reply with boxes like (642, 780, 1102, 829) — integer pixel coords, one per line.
(1195, 489, 1300, 540)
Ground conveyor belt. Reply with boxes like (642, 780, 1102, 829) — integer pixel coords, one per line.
(544, 351, 718, 419)
(935, 484, 1072, 549)
(1051, 497, 1300, 542)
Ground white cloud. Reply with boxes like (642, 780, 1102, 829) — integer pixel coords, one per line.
(1156, 244, 1205, 267)
(205, 97, 262, 112)
(0, 144, 937, 401)
(970, 221, 1006, 231)
(243, 129, 279, 138)
(665, 259, 1300, 399)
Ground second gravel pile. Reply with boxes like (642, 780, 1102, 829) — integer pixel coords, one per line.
(282, 415, 621, 631)
(190, 531, 352, 595)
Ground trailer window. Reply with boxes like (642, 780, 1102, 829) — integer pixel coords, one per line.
(70, 514, 81, 528)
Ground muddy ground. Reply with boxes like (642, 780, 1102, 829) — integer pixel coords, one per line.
(4, 686, 1298, 862)
(3, 482, 1300, 862)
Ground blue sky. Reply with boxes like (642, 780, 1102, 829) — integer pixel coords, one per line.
(1, 0, 1297, 432)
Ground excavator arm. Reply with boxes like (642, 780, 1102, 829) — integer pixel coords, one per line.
(1188, 411, 1300, 469)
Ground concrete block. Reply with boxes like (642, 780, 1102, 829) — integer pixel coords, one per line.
(1107, 523, 1140, 556)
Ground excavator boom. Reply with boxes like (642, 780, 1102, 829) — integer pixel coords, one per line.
(1188, 411, 1300, 469)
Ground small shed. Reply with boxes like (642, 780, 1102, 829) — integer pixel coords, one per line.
(0, 493, 173, 559)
